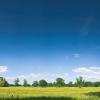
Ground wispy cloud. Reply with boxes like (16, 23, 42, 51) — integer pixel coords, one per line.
(73, 67, 100, 81)
(0, 66, 8, 73)
(73, 67, 100, 74)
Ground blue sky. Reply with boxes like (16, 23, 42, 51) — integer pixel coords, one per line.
(0, 0, 100, 83)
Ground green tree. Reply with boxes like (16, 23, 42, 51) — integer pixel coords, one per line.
(23, 79, 29, 87)
(55, 78, 65, 87)
(84, 81, 93, 87)
(0, 77, 9, 87)
(67, 81, 73, 87)
(14, 78, 20, 86)
(32, 81, 39, 87)
(52, 82, 56, 87)
(94, 82, 100, 87)
(48, 83, 53, 87)
(39, 80, 48, 87)
(75, 76, 85, 88)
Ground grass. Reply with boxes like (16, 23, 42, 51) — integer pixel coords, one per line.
(0, 87, 99, 100)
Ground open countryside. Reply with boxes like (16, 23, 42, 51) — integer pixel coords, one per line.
(0, 87, 99, 100)
(0, 77, 100, 100)
(0, 0, 100, 100)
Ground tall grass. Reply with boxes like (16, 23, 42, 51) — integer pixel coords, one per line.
(0, 96, 76, 100)
(0, 87, 99, 100)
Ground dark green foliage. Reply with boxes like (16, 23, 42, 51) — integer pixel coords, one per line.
(23, 79, 30, 87)
(32, 81, 39, 87)
(52, 82, 56, 87)
(48, 83, 53, 87)
(55, 78, 65, 87)
(86, 92, 100, 97)
(0, 76, 100, 87)
(67, 81, 73, 87)
(84, 81, 94, 87)
(0, 77, 9, 87)
(14, 78, 20, 86)
(0, 96, 76, 100)
(39, 80, 48, 87)
(93, 82, 100, 87)
(9, 84, 15, 87)
(75, 76, 85, 88)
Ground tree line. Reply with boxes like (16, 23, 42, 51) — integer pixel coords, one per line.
(0, 76, 100, 88)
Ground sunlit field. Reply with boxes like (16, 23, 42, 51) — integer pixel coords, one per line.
(0, 87, 100, 100)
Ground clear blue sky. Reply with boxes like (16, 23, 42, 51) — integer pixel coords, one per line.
(0, 0, 100, 83)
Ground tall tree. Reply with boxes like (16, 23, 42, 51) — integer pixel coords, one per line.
(23, 79, 29, 87)
(0, 77, 9, 87)
(94, 82, 100, 87)
(14, 78, 20, 86)
(67, 81, 73, 87)
(55, 78, 65, 87)
(75, 76, 85, 88)
(39, 80, 48, 87)
(32, 81, 39, 87)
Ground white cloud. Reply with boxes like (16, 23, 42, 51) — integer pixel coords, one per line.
(73, 53, 80, 58)
(73, 67, 100, 74)
(80, 74, 100, 82)
(73, 67, 100, 81)
(6, 72, 69, 84)
(0, 66, 8, 73)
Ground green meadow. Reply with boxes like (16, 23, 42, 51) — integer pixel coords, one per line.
(0, 87, 99, 100)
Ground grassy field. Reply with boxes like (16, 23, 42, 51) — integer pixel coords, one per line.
(0, 87, 99, 100)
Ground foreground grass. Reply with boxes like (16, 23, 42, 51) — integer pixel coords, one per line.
(0, 87, 99, 100)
